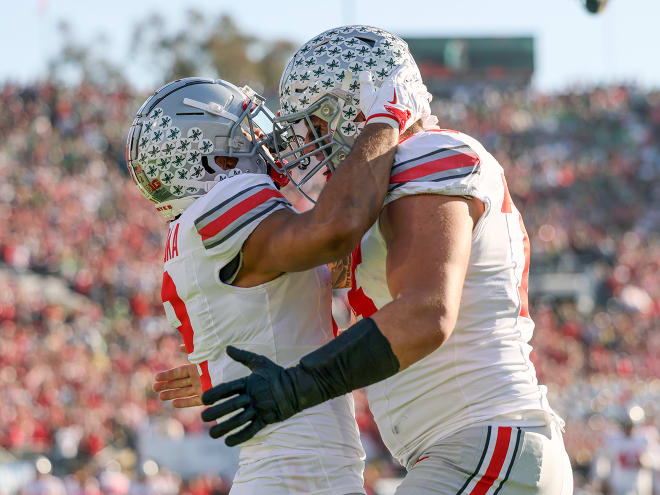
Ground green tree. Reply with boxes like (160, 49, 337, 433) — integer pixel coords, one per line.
(130, 11, 295, 97)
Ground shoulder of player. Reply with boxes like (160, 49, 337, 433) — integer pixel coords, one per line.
(395, 128, 481, 165)
(187, 173, 290, 250)
(178, 173, 277, 224)
(390, 129, 482, 185)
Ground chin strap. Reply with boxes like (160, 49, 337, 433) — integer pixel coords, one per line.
(269, 162, 290, 188)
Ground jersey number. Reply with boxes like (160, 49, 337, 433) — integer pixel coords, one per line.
(161, 271, 212, 391)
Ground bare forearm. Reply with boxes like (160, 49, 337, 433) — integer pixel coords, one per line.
(370, 294, 453, 369)
(246, 124, 398, 276)
(312, 123, 398, 248)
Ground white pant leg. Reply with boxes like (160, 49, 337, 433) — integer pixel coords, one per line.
(395, 423, 573, 495)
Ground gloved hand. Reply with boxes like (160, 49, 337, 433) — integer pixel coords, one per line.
(201, 318, 399, 446)
(201, 346, 300, 446)
(359, 63, 433, 134)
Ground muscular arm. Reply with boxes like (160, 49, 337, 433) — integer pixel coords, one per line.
(234, 123, 398, 287)
(370, 194, 482, 368)
(200, 192, 485, 444)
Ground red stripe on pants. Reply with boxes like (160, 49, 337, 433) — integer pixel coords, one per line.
(470, 426, 512, 495)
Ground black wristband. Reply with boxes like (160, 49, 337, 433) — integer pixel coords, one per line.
(285, 317, 400, 411)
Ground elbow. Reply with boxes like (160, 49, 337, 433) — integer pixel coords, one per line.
(318, 216, 365, 258)
(413, 296, 457, 348)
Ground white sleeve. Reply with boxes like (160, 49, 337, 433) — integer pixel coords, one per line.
(193, 173, 292, 263)
(385, 130, 482, 206)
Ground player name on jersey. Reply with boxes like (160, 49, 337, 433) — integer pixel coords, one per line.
(164, 223, 180, 262)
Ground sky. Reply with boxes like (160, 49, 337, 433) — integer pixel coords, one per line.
(1, 0, 659, 92)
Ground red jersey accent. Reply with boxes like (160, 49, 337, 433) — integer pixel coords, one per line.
(198, 188, 283, 241)
(517, 215, 531, 319)
(198, 361, 212, 392)
(470, 427, 512, 495)
(390, 151, 479, 184)
(161, 271, 194, 352)
(501, 175, 530, 318)
(387, 88, 398, 105)
(347, 243, 377, 318)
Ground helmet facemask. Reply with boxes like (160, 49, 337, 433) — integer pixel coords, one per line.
(272, 25, 417, 203)
(270, 91, 359, 202)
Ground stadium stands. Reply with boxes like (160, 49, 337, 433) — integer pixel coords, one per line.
(0, 81, 657, 494)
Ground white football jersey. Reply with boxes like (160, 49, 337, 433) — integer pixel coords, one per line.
(161, 173, 365, 494)
(348, 129, 558, 467)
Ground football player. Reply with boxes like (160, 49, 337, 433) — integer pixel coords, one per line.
(127, 75, 430, 494)
(201, 26, 574, 494)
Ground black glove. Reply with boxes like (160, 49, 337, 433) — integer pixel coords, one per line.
(201, 317, 400, 446)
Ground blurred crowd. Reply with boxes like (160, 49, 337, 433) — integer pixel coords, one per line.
(0, 80, 657, 494)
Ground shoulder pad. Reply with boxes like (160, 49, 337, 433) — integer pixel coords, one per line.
(389, 130, 480, 194)
(194, 173, 291, 250)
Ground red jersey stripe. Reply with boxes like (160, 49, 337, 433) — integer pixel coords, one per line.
(517, 214, 531, 318)
(161, 270, 194, 353)
(199, 361, 212, 392)
(347, 243, 378, 319)
(390, 151, 479, 184)
(199, 188, 283, 241)
(470, 426, 512, 495)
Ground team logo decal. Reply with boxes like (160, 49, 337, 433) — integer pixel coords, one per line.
(341, 121, 357, 136)
(342, 106, 358, 120)
(187, 127, 203, 142)
(143, 120, 155, 134)
(147, 144, 160, 158)
(199, 139, 214, 154)
(177, 139, 191, 152)
(161, 142, 176, 156)
(152, 129, 165, 143)
(187, 165, 205, 180)
(157, 157, 171, 170)
(187, 150, 201, 164)
(172, 154, 186, 168)
(160, 170, 175, 185)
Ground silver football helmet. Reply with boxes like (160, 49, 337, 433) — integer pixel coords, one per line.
(126, 77, 285, 219)
(271, 25, 420, 200)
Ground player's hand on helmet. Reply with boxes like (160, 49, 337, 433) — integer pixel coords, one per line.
(201, 346, 298, 446)
(359, 63, 432, 134)
(153, 363, 203, 408)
